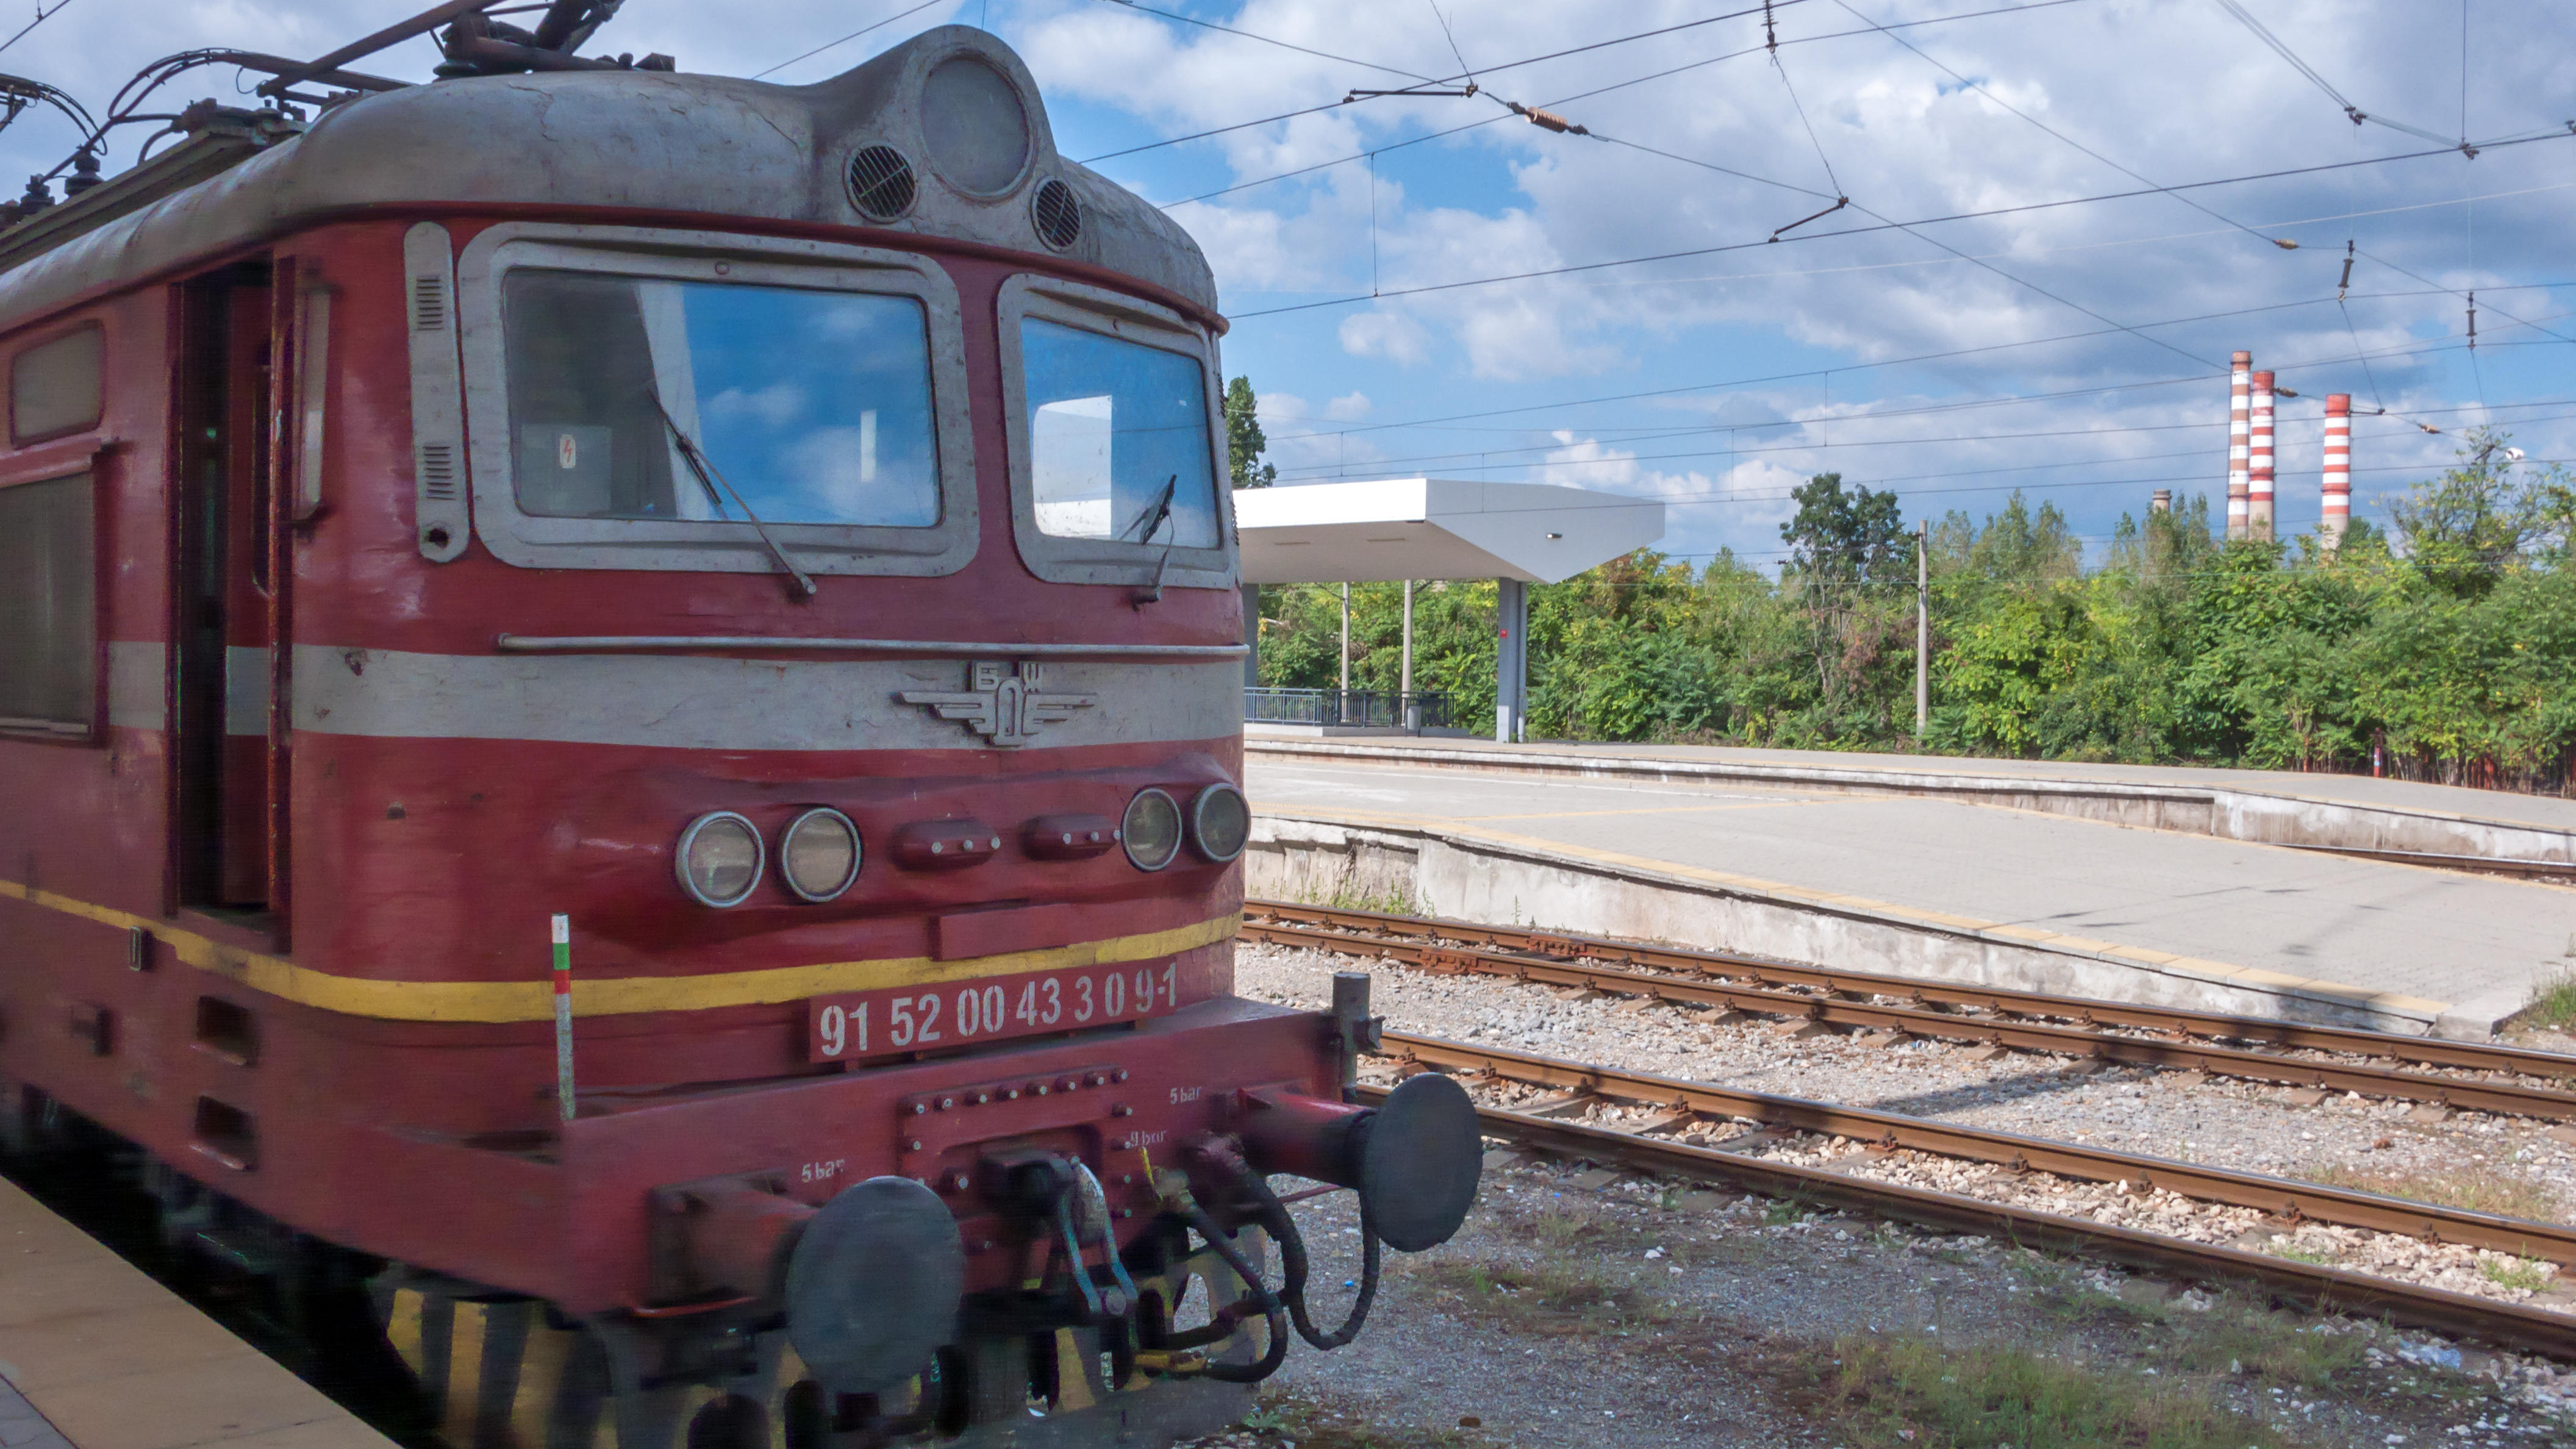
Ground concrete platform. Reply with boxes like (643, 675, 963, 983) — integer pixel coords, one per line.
(0, 1176, 395, 1449)
(1243, 746, 2576, 1040)
(1244, 733, 2576, 864)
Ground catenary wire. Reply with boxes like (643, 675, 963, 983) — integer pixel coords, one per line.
(1248, 281, 2571, 440)
(0, 0, 78, 60)
(1162, 0, 2097, 206)
(1826, 0, 2576, 354)
(1079, 0, 1817, 163)
(2209, 0, 2461, 151)
(1223, 127, 2576, 320)
(753, 0, 944, 80)
(1090, 0, 1438, 85)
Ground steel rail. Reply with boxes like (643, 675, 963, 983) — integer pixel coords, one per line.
(1242, 913, 2576, 1121)
(1366, 1084, 2576, 1359)
(1247, 900, 2576, 1080)
(1378, 1031, 2576, 1267)
(2287, 843, 2576, 884)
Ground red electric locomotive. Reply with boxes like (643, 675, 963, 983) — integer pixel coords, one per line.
(0, 11, 1477, 1446)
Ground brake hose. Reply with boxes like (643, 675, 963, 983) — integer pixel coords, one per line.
(1176, 1200, 1289, 1383)
(1237, 1164, 1382, 1351)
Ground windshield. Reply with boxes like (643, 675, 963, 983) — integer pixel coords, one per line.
(503, 271, 940, 527)
(1021, 318, 1218, 548)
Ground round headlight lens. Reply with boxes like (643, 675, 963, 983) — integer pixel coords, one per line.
(676, 812, 764, 907)
(779, 808, 863, 903)
(1189, 784, 1250, 863)
(1121, 789, 1182, 871)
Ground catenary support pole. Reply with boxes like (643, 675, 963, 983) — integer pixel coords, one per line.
(2227, 351, 2252, 539)
(1914, 521, 1928, 737)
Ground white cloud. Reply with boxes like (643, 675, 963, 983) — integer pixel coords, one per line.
(1337, 309, 1431, 365)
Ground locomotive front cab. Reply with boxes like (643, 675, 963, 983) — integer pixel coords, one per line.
(295, 27, 1481, 1448)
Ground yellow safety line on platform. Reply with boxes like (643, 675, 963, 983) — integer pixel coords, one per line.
(0, 876, 1239, 1023)
(1255, 803, 2453, 1019)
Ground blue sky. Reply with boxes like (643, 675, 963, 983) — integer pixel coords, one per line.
(8, 0, 2567, 569)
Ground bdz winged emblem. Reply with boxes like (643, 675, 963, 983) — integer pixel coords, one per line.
(899, 662, 1097, 748)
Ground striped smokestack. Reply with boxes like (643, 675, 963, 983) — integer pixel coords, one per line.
(2320, 392, 2351, 553)
(2227, 351, 2251, 539)
(2248, 368, 2276, 542)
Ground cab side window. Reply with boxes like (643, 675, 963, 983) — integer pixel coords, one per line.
(12, 324, 103, 444)
(0, 471, 95, 734)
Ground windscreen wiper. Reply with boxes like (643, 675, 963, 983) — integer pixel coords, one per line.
(644, 388, 818, 601)
(1119, 474, 1179, 544)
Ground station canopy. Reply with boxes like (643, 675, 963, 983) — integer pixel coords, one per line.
(1233, 478, 1667, 585)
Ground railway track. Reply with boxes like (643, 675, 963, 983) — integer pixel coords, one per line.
(1360, 1035, 2576, 1361)
(1246, 901, 2576, 1120)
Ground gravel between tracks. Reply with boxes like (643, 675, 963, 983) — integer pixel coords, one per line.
(1209, 940, 2576, 1445)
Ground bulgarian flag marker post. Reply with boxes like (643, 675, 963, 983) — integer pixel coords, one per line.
(553, 914, 576, 1123)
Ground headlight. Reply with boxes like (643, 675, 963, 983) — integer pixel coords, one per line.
(1121, 789, 1182, 871)
(779, 807, 862, 903)
(1188, 783, 1250, 862)
(676, 812, 764, 907)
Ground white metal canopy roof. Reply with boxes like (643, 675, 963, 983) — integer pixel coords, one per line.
(1233, 478, 1667, 584)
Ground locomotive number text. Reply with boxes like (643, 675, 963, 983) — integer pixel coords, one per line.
(806, 961, 1188, 1063)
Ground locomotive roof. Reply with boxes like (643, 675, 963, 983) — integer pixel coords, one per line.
(0, 26, 1218, 334)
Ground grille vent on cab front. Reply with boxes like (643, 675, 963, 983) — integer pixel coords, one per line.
(846, 145, 918, 223)
(1031, 178, 1081, 251)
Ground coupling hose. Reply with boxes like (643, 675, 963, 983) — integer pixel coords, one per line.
(1178, 1201, 1290, 1384)
(1237, 1162, 1382, 1351)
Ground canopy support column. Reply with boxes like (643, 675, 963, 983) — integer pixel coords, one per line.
(1495, 577, 1526, 743)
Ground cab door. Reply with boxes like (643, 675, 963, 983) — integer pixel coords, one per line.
(171, 262, 292, 931)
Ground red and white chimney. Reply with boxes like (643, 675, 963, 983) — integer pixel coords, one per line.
(2320, 393, 2351, 552)
(2249, 368, 2277, 542)
(2227, 351, 2252, 539)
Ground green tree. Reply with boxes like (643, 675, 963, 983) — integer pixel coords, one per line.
(2385, 429, 2572, 597)
(1780, 472, 1908, 584)
(1223, 376, 1275, 489)
(1778, 473, 1912, 732)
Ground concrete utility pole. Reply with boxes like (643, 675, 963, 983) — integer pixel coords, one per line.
(1914, 520, 1928, 737)
(1399, 580, 1415, 728)
(1339, 582, 1351, 706)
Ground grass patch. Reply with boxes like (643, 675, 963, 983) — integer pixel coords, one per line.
(2301, 1161, 2560, 1221)
(1239, 1389, 1503, 1449)
(2268, 1241, 2339, 1267)
(2001, 1252, 2156, 1325)
(2522, 967, 2576, 1032)
(1764, 1197, 1809, 1226)
(2479, 1254, 2553, 1292)
(1417, 1256, 1670, 1336)
(2151, 1292, 2375, 1390)
(1293, 879, 1421, 917)
(1809, 1333, 2304, 1448)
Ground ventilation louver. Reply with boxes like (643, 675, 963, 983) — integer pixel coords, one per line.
(1031, 178, 1081, 251)
(847, 145, 918, 223)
